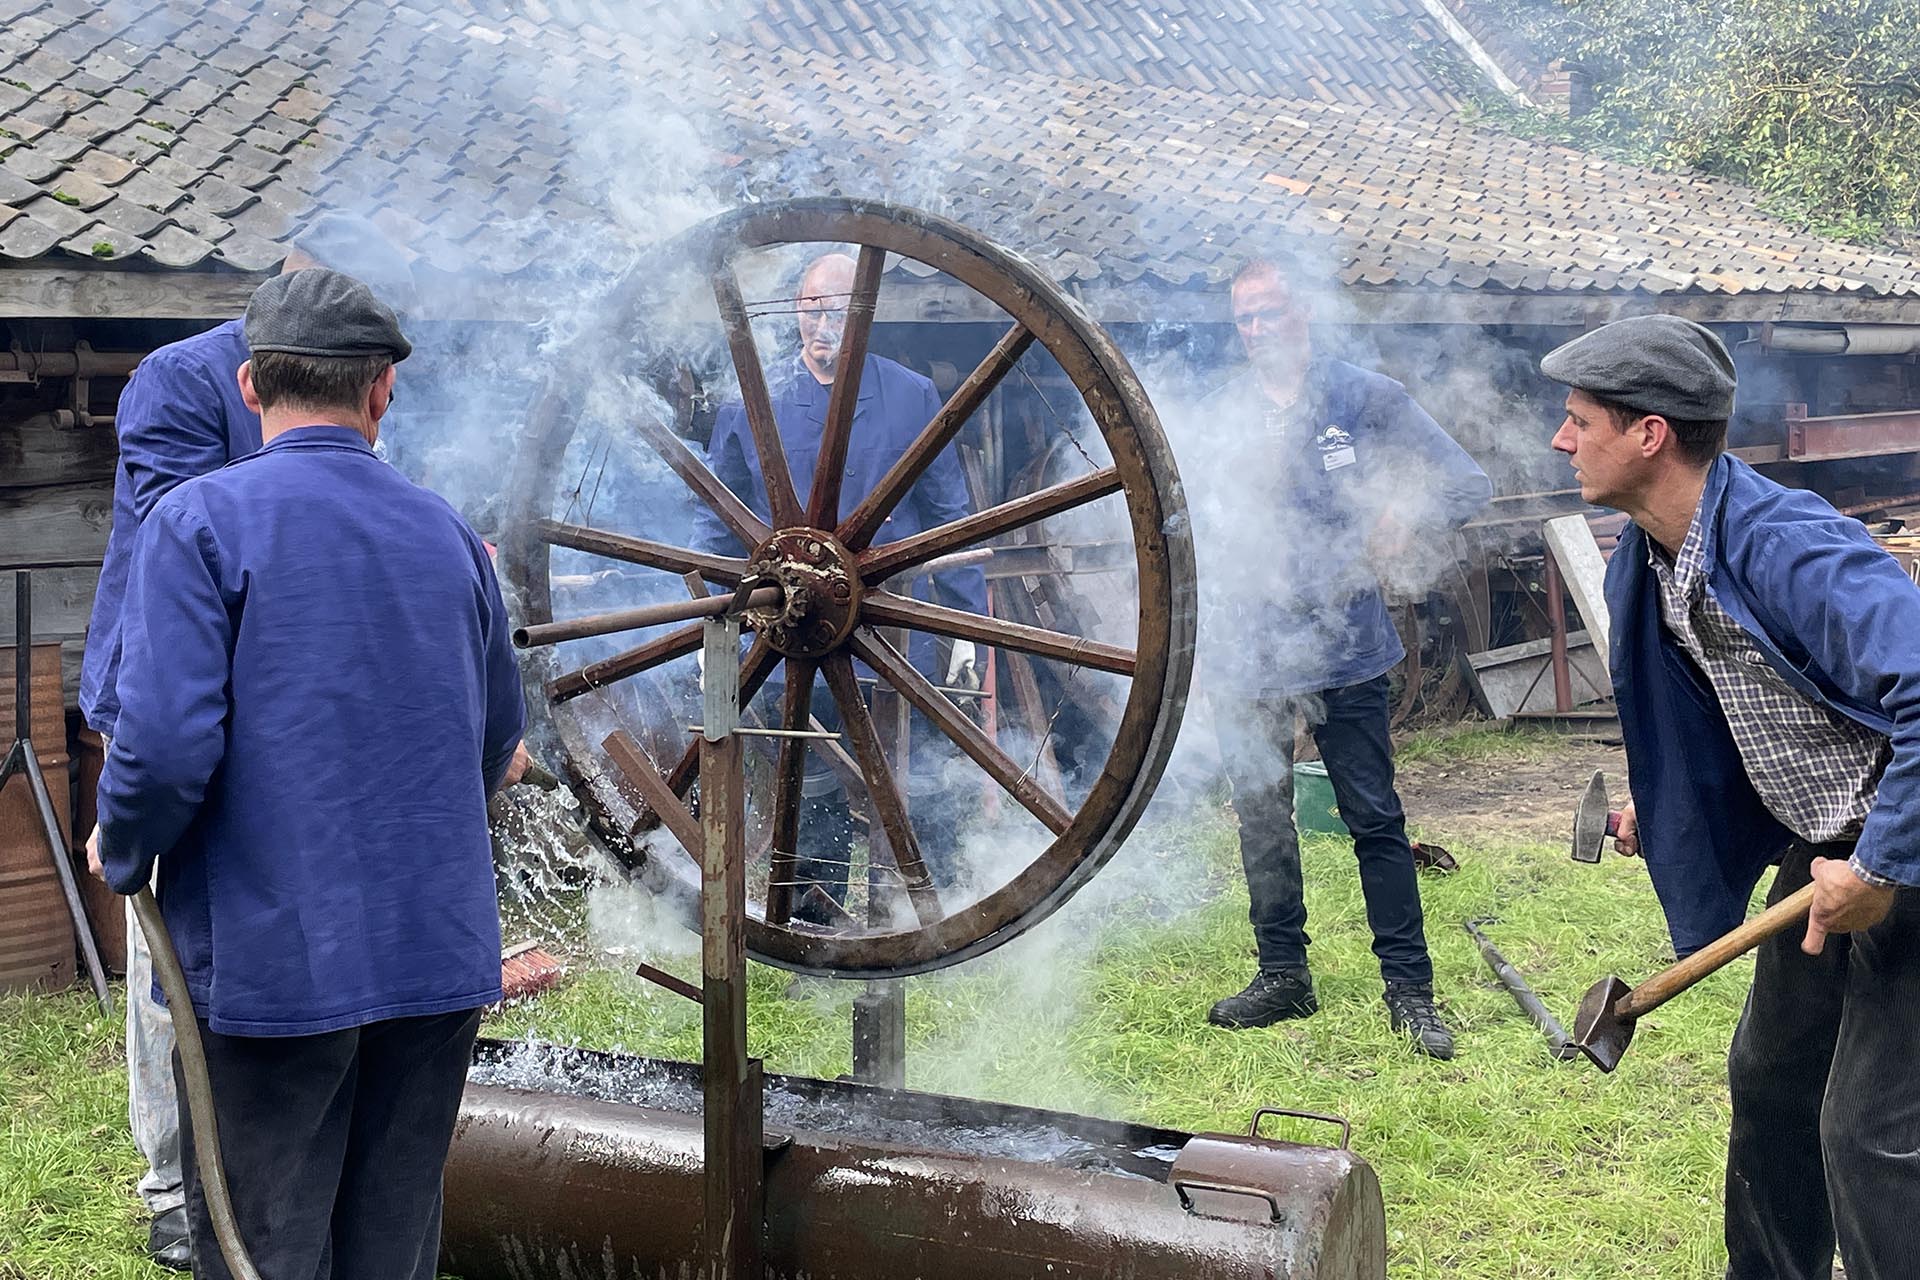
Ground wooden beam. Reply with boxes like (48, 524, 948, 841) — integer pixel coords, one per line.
(0, 565, 101, 638)
(0, 419, 118, 490)
(0, 268, 265, 320)
(0, 481, 113, 566)
(1542, 515, 1612, 671)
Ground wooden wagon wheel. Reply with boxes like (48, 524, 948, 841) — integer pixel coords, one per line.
(500, 197, 1195, 978)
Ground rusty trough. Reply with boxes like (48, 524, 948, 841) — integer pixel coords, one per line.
(444, 1041, 1385, 1280)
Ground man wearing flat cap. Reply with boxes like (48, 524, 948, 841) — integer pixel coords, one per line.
(1544, 314, 1920, 1280)
(77, 210, 422, 1269)
(88, 270, 525, 1279)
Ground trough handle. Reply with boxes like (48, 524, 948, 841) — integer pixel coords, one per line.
(1249, 1106, 1352, 1150)
(1173, 1179, 1284, 1223)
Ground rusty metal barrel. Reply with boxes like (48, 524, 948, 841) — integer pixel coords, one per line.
(442, 1042, 1386, 1280)
(0, 642, 75, 994)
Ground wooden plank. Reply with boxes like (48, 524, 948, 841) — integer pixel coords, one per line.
(0, 566, 100, 639)
(1464, 631, 1611, 719)
(1542, 514, 1612, 671)
(0, 482, 113, 566)
(0, 267, 264, 320)
(0, 419, 118, 490)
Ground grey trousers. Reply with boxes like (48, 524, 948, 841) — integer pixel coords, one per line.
(126, 894, 185, 1216)
(1725, 841, 1920, 1280)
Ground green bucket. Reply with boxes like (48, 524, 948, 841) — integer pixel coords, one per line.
(1293, 761, 1348, 836)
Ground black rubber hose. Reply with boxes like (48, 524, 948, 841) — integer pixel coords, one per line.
(129, 886, 266, 1280)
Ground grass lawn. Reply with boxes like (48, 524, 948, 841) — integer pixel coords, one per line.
(2, 733, 1753, 1279)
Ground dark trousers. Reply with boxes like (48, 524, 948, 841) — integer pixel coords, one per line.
(790, 701, 964, 926)
(1218, 674, 1433, 986)
(173, 1006, 483, 1280)
(1725, 842, 1920, 1280)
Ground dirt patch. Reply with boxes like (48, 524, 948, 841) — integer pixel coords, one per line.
(1396, 736, 1628, 847)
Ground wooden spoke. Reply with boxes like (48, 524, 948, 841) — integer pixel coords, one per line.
(536, 519, 746, 584)
(839, 324, 1035, 551)
(604, 730, 701, 856)
(763, 660, 816, 927)
(851, 628, 1072, 836)
(549, 622, 704, 702)
(860, 466, 1123, 584)
(807, 245, 885, 528)
(712, 265, 803, 528)
(820, 653, 944, 927)
(861, 590, 1135, 676)
(624, 406, 769, 553)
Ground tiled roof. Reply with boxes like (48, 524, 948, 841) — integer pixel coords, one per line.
(2, 0, 1918, 303)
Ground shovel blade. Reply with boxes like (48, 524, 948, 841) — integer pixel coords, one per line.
(1571, 974, 1635, 1072)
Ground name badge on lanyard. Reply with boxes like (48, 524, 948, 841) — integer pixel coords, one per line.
(1315, 423, 1356, 472)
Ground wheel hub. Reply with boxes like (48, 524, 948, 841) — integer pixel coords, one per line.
(746, 528, 862, 658)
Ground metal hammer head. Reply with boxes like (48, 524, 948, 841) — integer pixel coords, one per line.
(1571, 770, 1612, 863)
(1570, 974, 1635, 1072)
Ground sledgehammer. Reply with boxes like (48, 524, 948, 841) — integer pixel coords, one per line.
(1570, 880, 1815, 1072)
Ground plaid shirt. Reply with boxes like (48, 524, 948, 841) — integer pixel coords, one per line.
(1650, 505, 1893, 884)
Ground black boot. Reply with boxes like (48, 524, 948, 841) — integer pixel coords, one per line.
(1207, 967, 1318, 1028)
(147, 1205, 192, 1271)
(1384, 982, 1455, 1060)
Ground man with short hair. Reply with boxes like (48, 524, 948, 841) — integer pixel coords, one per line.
(89, 268, 523, 1280)
(1195, 255, 1490, 1058)
(1543, 315, 1920, 1280)
(79, 211, 415, 1268)
(693, 251, 987, 923)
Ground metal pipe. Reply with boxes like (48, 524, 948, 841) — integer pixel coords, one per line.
(513, 586, 782, 648)
(0, 346, 144, 379)
(1462, 919, 1580, 1060)
(1761, 324, 1920, 356)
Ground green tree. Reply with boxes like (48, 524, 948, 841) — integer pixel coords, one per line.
(1478, 0, 1920, 241)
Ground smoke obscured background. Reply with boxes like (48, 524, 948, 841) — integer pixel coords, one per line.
(129, 0, 1580, 1087)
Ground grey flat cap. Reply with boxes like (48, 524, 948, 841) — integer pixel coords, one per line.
(244, 268, 413, 362)
(294, 211, 415, 310)
(1540, 315, 1735, 421)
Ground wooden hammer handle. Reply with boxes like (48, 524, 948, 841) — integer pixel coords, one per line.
(1618, 882, 1816, 1019)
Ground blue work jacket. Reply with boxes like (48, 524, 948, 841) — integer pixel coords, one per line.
(693, 354, 988, 672)
(81, 320, 261, 738)
(1609, 454, 1920, 956)
(97, 426, 525, 1036)
(1193, 360, 1491, 696)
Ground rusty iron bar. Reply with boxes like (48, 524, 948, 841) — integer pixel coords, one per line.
(1543, 550, 1572, 715)
(0, 345, 143, 380)
(516, 587, 782, 649)
(1839, 489, 1920, 518)
(1785, 405, 1920, 462)
(635, 962, 704, 1005)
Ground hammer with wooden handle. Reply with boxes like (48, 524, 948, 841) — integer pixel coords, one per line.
(1570, 881, 1815, 1071)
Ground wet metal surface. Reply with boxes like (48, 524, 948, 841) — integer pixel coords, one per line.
(446, 1041, 1386, 1280)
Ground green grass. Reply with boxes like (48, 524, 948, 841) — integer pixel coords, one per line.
(4, 810, 1753, 1279)
(1393, 720, 1563, 767)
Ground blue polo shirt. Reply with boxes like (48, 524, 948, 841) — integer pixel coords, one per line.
(96, 426, 524, 1036)
(81, 319, 261, 739)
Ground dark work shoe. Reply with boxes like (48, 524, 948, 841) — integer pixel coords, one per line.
(1207, 968, 1318, 1028)
(1384, 982, 1455, 1060)
(147, 1205, 191, 1271)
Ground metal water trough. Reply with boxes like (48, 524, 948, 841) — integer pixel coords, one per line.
(442, 1040, 1387, 1280)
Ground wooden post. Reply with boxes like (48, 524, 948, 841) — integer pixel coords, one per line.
(854, 631, 911, 1088)
(699, 616, 762, 1280)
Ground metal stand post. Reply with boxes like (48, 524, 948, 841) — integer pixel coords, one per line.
(1543, 551, 1573, 714)
(853, 645, 910, 1088)
(0, 567, 111, 1012)
(699, 615, 762, 1280)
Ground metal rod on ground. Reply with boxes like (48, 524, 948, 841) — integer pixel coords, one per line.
(513, 586, 783, 649)
(700, 614, 763, 1280)
(1462, 919, 1580, 1061)
(1, 570, 111, 1012)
